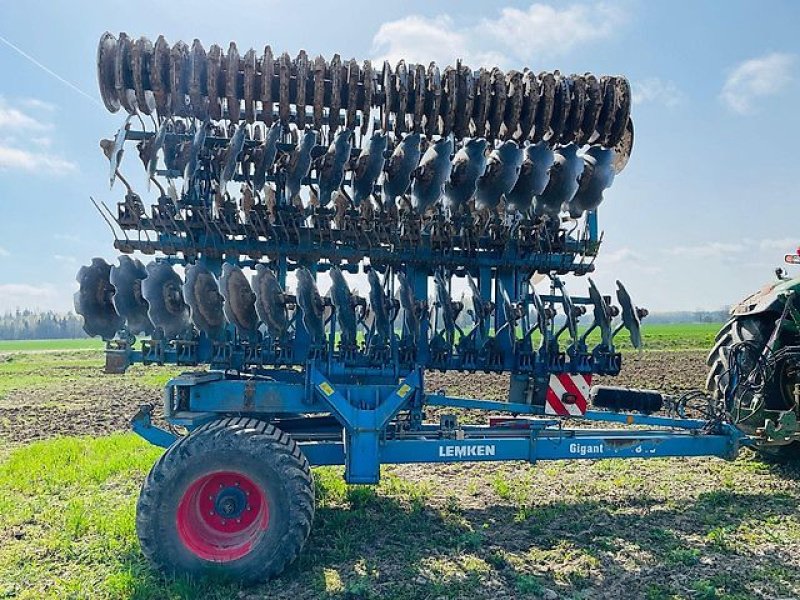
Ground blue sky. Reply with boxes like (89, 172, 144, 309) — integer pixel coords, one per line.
(0, 0, 798, 313)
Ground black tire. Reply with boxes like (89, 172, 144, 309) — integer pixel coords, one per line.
(706, 314, 799, 461)
(136, 417, 315, 583)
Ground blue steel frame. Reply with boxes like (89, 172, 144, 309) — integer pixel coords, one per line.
(110, 122, 746, 484)
(131, 366, 745, 485)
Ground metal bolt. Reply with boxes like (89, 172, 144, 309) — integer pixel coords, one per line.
(221, 519, 226, 525)
(245, 491, 250, 496)
(236, 519, 241, 524)
(209, 511, 214, 516)
(208, 495, 214, 500)
(246, 505, 252, 511)
(235, 481, 240, 487)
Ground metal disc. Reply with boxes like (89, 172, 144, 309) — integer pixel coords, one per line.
(110, 256, 154, 335)
(473, 67, 491, 138)
(454, 64, 474, 139)
(312, 55, 326, 130)
(225, 42, 241, 122)
(295, 51, 309, 128)
(580, 73, 602, 145)
(243, 48, 257, 123)
(549, 73, 570, 144)
(141, 262, 191, 339)
(411, 63, 426, 134)
(278, 52, 291, 125)
(170, 41, 190, 117)
(608, 77, 632, 147)
(97, 32, 120, 113)
(74, 257, 124, 339)
(329, 54, 342, 134)
(596, 76, 617, 147)
(502, 70, 523, 141)
(150, 35, 171, 116)
(441, 66, 457, 137)
(518, 70, 539, 142)
(361, 60, 375, 134)
(612, 117, 634, 174)
(532, 72, 555, 143)
(254, 265, 289, 341)
(188, 39, 208, 119)
(260, 46, 275, 125)
(563, 74, 586, 144)
(488, 67, 506, 141)
(207, 44, 223, 120)
(345, 59, 360, 130)
(114, 33, 137, 114)
(183, 263, 225, 339)
(395, 60, 408, 134)
(296, 267, 325, 344)
(425, 62, 441, 137)
(132, 36, 155, 115)
(220, 264, 259, 337)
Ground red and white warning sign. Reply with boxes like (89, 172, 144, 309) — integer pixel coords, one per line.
(545, 373, 592, 417)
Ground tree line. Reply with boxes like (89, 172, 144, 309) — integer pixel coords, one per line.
(0, 310, 87, 340)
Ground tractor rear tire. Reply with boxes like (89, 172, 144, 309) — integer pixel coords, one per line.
(136, 418, 315, 583)
(706, 314, 800, 461)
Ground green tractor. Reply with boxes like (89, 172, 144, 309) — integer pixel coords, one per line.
(707, 253, 800, 459)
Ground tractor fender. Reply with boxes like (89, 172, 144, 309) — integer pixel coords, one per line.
(731, 276, 800, 316)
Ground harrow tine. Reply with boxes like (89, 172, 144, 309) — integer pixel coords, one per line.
(411, 136, 453, 214)
(581, 277, 615, 348)
(444, 137, 487, 217)
(284, 128, 317, 204)
(104, 115, 132, 189)
(383, 132, 421, 207)
(434, 271, 456, 347)
(219, 122, 247, 191)
(352, 131, 388, 207)
(533, 143, 582, 217)
(568, 146, 616, 218)
(614, 280, 647, 349)
(475, 140, 523, 212)
(506, 141, 554, 214)
(318, 128, 353, 207)
(252, 121, 282, 191)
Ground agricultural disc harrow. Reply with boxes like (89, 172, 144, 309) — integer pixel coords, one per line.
(73, 32, 748, 583)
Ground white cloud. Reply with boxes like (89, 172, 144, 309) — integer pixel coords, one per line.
(632, 78, 683, 107)
(0, 144, 77, 174)
(665, 242, 740, 259)
(371, 2, 627, 69)
(720, 52, 796, 114)
(0, 97, 77, 175)
(0, 97, 45, 131)
(0, 247, 9, 257)
(481, 3, 627, 63)
(0, 284, 63, 313)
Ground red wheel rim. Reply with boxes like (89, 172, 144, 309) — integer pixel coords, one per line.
(176, 471, 269, 562)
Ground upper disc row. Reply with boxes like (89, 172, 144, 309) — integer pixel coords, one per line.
(98, 32, 632, 146)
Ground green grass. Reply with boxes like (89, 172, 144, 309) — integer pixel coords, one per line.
(1, 435, 800, 599)
(0, 338, 103, 352)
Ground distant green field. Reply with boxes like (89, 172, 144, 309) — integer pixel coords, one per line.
(0, 323, 723, 356)
(0, 339, 103, 352)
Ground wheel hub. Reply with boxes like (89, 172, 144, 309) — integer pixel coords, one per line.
(176, 470, 269, 562)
